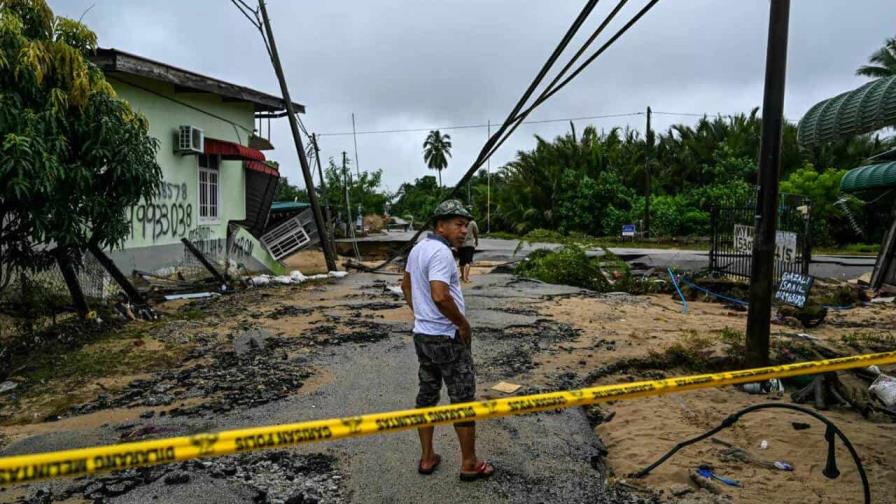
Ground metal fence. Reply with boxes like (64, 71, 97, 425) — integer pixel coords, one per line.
(0, 254, 113, 305)
(709, 192, 812, 280)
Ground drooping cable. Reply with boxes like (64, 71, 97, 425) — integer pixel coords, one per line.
(478, 0, 660, 166)
(357, 0, 660, 271)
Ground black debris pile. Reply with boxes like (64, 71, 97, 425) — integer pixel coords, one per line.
(478, 320, 580, 380)
(69, 334, 311, 418)
(265, 305, 314, 320)
(17, 452, 345, 504)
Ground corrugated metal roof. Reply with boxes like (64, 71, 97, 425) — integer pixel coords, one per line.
(798, 75, 896, 148)
(840, 161, 896, 193)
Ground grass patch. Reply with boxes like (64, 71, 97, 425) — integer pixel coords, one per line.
(840, 331, 896, 352)
(815, 243, 880, 256)
(718, 326, 746, 356)
(13, 323, 185, 393)
(174, 307, 207, 321)
(649, 331, 719, 372)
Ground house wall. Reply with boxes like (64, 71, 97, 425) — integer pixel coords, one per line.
(104, 76, 263, 273)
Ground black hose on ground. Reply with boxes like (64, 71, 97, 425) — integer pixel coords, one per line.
(631, 402, 870, 504)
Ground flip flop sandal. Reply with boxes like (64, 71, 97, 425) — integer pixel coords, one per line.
(459, 460, 495, 481)
(418, 454, 441, 475)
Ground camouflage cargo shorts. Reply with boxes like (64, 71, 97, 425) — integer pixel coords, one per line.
(413, 333, 476, 426)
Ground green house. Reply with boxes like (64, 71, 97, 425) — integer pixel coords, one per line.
(90, 48, 296, 276)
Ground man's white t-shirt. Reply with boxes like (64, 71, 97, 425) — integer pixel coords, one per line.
(406, 234, 465, 337)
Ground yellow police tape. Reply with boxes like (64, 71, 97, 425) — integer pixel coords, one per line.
(2, 350, 895, 485)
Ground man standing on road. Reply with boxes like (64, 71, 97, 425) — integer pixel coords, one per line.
(400, 199, 496, 481)
(458, 217, 479, 283)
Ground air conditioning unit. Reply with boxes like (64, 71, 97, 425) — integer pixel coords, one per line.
(175, 125, 204, 154)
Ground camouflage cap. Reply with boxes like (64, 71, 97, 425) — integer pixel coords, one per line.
(432, 199, 473, 221)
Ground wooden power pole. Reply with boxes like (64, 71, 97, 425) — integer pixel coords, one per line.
(258, 0, 337, 272)
(745, 0, 791, 368)
(644, 106, 652, 237)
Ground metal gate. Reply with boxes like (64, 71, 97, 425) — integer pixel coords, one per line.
(709, 191, 812, 280)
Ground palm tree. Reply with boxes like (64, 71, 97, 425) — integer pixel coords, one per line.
(856, 37, 896, 78)
(423, 130, 452, 187)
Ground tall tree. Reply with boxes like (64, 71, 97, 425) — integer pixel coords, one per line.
(423, 129, 452, 187)
(856, 36, 896, 78)
(0, 0, 161, 316)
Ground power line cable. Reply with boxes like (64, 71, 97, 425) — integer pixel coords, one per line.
(359, 0, 660, 272)
(316, 112, 644, 137)
(479, 0, 661, 185)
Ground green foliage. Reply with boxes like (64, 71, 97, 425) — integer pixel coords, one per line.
(274, 176, 308, 202)
(515, 245, 610, 291)
(780, 163, 850, 245)
(718, 326, 746, 358)
(856, 36, 896, 78)
(513, 244, 652, 293)
(391, 174, 445, 224)
(0, 0, 161, 275)
(322, 157, 389, 222)
(650, 331, 718, 372)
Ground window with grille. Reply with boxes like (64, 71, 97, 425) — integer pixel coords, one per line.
(198, 154, 220, 224)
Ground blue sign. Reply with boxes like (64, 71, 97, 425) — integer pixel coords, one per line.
(621, 224, 636, 237)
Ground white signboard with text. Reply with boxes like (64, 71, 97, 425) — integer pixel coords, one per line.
(733, 224, 797, 263)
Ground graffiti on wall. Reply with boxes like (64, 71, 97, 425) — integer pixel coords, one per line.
(130, 181, 194, 242)
(230, 234, 255, 259)
(130, 204, 193, 241)
(187, 226, 225, 258)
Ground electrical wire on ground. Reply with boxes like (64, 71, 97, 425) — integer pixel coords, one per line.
(632, 403, 870, 504)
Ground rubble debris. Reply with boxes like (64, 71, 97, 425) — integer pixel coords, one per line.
(163, 292, 219, 301)
(741, 378, 784, 395)
(266, 305, 313, 319)
(22, 451, 344, 504)
(491, 381, 522, 394)
(233, 327, 270, 356)
(0, 381, 18, 394)
(869, 374, 896, 408)
(70, 336, 311, 418)
(714, 438, 793, 471)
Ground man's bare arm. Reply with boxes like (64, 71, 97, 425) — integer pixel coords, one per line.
(401, 272, 413, 311)
(430, 280, 471, 344)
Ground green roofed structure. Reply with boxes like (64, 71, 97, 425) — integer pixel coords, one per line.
(839, 160, 896, 193)
(798, 75, 896, 149)
(798, 75, 896, 292)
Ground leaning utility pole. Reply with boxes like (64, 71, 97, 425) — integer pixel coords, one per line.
(745, 0, 791, 368)
(310, 133, 335, 251)
(487, 119, 491, 233)
(644, 106, 652, 237)
(258, 0, 337, 271)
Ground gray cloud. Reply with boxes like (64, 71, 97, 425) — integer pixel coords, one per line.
(52, 0, 896, 192)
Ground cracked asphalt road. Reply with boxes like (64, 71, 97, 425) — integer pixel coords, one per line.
(2, 272, 637, 503)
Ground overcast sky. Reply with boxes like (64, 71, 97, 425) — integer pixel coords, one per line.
(51, 0, 896, 193)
